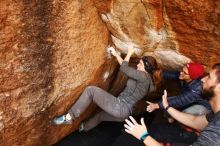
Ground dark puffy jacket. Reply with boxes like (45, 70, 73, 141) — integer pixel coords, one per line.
(158, 71, 211, 110)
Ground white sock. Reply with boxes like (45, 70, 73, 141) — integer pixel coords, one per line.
(79, 123, 84, 132)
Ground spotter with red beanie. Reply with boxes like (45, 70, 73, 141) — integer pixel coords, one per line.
(146, 62, 211, 115)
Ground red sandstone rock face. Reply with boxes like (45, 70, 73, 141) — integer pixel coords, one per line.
(0, 0, 220, 145)
(0, 0, 110, 145)
(165, 0, 220, 67)
(95, 0, 220, 68)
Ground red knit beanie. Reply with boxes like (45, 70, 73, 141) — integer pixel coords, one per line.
(186, 63, 204, 80)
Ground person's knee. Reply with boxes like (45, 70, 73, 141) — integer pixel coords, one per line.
(84, 86, 96, 94)
(112, 111, 129, 119)
(85, 86, 99, 91)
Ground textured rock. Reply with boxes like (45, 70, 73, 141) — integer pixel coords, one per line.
(165, 0, 220, 67)
(0, 0, 220, 146)
(0, 0, 110, 145)
(96, 0, 220, 69)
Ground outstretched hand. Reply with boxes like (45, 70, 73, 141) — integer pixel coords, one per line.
(124, 116, 148, 140)
(146, 101, 159, 112)
(108, 47, 118, 56)
(162, 90, 169, 108)
(127, 46, 135, 55)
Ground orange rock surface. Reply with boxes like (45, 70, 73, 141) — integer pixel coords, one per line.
(0, 0, 219, 145)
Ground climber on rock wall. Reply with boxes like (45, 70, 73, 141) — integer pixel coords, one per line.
(52, 46, 161, 131)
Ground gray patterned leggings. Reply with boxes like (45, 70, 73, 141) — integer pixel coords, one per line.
(68, 86, 130, 131)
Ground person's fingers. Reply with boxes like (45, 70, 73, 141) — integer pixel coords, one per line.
(147, 106, 152, 112)
(129, 45, 134, 50)
(124, 124, 133, 131)
(110, 50, 114, 55)
(129, 116, 137, 125)
(147, 104, 154, 109)
(125, 129, 132, 134)
(140, 118, 146, 127)
(163, 90, 168, 101)
(110, 48, 116, 54)
(146, 107, 152, 112)
(125, 119, 135, 127)
(162, 94, 165, 102)
(164, 89, 167, 97)
(146, 101, 152, 104)
(111, 47, 115, 50)
(162, 92, 165, 99)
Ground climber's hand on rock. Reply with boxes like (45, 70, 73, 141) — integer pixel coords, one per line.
(127, 46, 135, 55)
(109, 47, 117, 56)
